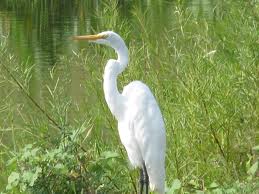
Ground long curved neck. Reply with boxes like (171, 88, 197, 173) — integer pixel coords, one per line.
(103, 43, 129, 120)
(115, 43, 129, 73)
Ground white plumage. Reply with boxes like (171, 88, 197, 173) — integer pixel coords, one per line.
(74, 31, 166, 194)
(120, 81, 166, 193)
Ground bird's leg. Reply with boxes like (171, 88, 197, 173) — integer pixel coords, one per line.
(143, 163, 149, 194)
(139, 168, 144, 194)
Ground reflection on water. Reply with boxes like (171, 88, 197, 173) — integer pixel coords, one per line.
(0, 0, 219, 124)
(0, 0, 219, 66)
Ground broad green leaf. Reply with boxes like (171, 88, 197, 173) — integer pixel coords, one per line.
(101, 151, 119, 159)
(24, 144, 33, 150)
(247, 161, 258, 175)
(6, 157, 16, 166)
(209, 182, 218, 189)
(171, 179, 181, 189)
(29, 167, 42, 186)
(168, 179, 181, 193)
(252, 145, 259, 151)
(6, 172, 20, 190)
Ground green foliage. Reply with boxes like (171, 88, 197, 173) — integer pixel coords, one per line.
(1, 0, 259, 193)
(4, 129, 126, 193)
(167, 179, 181, 193)
(247, 162, 258, 177)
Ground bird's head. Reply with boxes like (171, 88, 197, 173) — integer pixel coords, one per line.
(73, 31, 129, 67)
(73, 31, 125, 50)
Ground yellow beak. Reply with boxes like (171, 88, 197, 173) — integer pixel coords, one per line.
(73, 34, 107, 41)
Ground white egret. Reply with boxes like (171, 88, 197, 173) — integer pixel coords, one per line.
(73, 31, 166, 194)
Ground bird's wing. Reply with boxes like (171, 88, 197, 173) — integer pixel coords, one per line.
(134, 98, 166, 194)
(122, 81, 166, 193)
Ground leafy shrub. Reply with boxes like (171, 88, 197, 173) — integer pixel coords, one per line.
(4, 129, 124, 194)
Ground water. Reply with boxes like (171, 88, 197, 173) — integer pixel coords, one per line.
(0, 0, 218, 65)
(0, 0, 218, 125)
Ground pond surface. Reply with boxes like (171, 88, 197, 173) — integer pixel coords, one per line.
(0, 0, 219, 125)
(0, 0, 218, 66)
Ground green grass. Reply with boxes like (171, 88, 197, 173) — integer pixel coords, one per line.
(0, 0, 258, 193)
